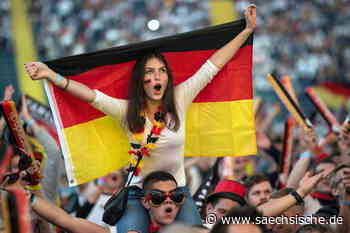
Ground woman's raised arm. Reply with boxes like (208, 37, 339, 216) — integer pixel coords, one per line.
(24, 62, 96, 103)
(209, 4, 256, 69)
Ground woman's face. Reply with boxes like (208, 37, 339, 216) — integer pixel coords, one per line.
(143, 57, 169, 103)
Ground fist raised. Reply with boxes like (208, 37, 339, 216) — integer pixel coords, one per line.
(24, 62, 54, 81)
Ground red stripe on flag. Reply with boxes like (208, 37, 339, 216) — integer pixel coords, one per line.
(54, 46, 252, 128)
(322, 82, 350, 97)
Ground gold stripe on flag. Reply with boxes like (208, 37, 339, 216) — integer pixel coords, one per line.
(313, 86, 348, 109)
(186, 100, 256, 156)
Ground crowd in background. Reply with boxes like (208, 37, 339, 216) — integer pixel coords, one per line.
(2, 0, 350, 88)
(27, 0, 209, 59)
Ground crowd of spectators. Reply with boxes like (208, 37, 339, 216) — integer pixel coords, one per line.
(0, 0, 12, 51)
(26, 0, 210, 59)
(239, 0, 350, 92)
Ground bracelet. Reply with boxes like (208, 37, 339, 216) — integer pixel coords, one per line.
(291, 190, 304, 205)
(30, 193, 37, 206)
(53, 73, 65, 86)
(26, 118, 36, 127)
(62, 78, 70, 91)
(300, 151, 313, 160)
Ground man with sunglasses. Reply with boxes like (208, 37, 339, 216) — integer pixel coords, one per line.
(141, 171, 187, 233)
(22, 170, 188, 233)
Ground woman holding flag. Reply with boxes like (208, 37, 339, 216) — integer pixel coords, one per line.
(25, 4, 256, 233)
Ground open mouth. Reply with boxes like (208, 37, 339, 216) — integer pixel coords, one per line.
(154, 84, 162, 91)
(165, 207, 173, 213)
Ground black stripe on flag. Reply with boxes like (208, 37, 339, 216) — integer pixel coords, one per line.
(45, 19, 253, 76)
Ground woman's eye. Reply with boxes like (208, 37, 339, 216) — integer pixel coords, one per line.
(160, 68, 167, 73)
(145, 70, 153, 74)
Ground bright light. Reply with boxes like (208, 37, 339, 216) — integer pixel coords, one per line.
(147, 19, 160, 31)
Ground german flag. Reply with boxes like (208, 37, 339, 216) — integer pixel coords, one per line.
(44, 19, 256, 185)
(312, 82, 350, 109)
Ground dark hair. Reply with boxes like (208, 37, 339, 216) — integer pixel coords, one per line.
(206, 196, 222, 206)
(210, 206, 267, 233)
(126, 52, 180, 133)
(329, 164, 350, 189)
(309, 158, 336, 175)
(142, 171, 178, 192)
(295, 224, 334, 233)
(244, 174, 270, 194)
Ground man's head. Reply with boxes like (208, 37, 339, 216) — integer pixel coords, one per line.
(268, 188, 304, 233)
(142, 171, 185, 227)
(205, 180, 246, 221)
(244, 174, 273, 207)
(211, 206, 267, 233)
(312, 159, 336, 194)
(329, 164, 350, 197)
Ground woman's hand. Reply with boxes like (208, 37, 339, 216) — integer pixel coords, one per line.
(244, 4, 257, 31)
(24, 62, 55, 81)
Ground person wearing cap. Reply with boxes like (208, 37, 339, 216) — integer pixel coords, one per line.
(203, 180, 246, 228)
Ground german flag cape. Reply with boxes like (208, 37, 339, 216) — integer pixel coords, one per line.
(44, 19, 256, 186)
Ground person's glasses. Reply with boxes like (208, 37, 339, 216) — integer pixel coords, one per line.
(145, 188, 186, 207)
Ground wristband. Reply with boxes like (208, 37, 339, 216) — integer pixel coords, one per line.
(291, 190, 304, 205)
(340, 199, 350, 207)
(26, 118, 35, 127)
(300, 151, 313, 160)
(53, 73, 65, 86)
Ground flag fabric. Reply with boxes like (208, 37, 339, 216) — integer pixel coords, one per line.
(312, 82, 350, 110)
(44, 19, 256, 186)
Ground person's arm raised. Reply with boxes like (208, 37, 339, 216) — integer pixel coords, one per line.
(24, 62, 96, 103)
(286, 128, 318, 188)
(209, 4, 256, 69)
(258, 169, 332, 216)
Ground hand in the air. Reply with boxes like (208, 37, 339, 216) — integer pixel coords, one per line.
(24, 62, 54, 81)
(245, 4, 257, 31)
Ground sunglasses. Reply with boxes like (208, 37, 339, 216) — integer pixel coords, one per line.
(145, 188, 186, 207)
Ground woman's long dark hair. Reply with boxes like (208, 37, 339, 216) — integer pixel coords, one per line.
(126, 52, 180, 133)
